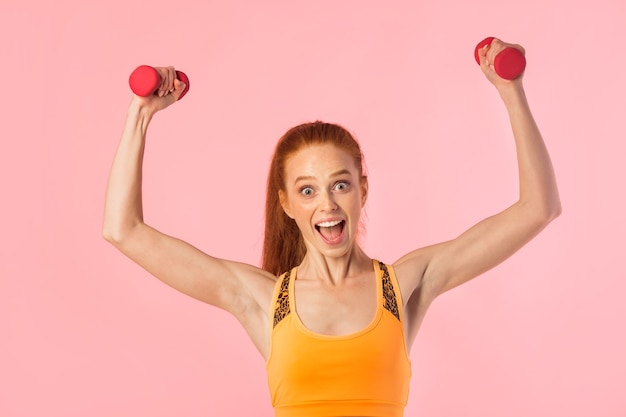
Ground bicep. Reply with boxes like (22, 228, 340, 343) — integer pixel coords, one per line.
(424, 202, 553, 296)
(109, 223, 272, 314)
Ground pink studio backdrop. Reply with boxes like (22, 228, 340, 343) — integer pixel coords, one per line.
(1, 1, 624, 416)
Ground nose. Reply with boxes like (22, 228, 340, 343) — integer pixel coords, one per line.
(320, 190, 338, 212)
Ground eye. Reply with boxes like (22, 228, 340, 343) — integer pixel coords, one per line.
(334, 181, 350, 191)
(300, 186, 314, 196)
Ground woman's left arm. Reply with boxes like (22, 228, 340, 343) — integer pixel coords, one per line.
(397, 39, 561, 300)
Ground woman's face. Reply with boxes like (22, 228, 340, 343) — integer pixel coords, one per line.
(279, 144, 367, 258)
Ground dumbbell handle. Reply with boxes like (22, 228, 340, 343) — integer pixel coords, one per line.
(129, 65, 190, 100)
(474, 37, 526, 80)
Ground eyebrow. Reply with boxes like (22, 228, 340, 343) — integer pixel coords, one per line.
(294, 169, 352, 184)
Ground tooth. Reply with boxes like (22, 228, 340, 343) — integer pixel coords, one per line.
(317, 220, 341, 227)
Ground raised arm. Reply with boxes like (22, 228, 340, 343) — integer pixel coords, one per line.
(102, 67, 275, 355)
(396, 39, 561, 312)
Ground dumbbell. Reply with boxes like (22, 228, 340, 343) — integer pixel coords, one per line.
(129, 65, 190, 100)
(474, 37, 526, 80)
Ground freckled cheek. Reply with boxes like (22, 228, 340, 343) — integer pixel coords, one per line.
(338, 194, 362, 210)
(290, 203, 316, 225)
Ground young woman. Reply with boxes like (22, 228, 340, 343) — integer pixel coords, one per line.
(103, 38, 561, 417)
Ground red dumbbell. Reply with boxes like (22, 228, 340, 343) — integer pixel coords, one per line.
(129, 65, 190, 100)
(474, 37, 526, 80)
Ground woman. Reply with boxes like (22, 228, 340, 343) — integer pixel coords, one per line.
(103, 38, 561, 417)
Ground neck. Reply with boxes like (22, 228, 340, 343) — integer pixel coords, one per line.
(297, 245, 372, 285)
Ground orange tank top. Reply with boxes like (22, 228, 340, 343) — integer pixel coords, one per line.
(266, 260, 412, 417)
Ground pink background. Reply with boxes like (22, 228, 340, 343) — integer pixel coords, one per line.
(2, 1, 624, 416)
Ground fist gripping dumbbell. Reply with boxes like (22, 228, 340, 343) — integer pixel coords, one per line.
(129, 65, 190, 100)
(474, 37, 526, 80)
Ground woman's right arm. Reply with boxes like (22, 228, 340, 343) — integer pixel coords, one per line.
(102, 68, 275, 322)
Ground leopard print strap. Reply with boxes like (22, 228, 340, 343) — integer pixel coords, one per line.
(273, 270, 291, 328)
(379, 261, 400, 321)
(272, 264, 400, 327)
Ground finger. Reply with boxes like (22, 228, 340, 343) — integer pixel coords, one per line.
(477, 44, 492, 71)
(167, 66, 176, 93)
(169, 69, 177, 93)
(491, 39, 526, 59)
(486, 38, 506, 64)
(156, 67, 166, 97)
(159, 66, 174, 97)
(164, 67, 172, 96)
(512, 43, 526, 56)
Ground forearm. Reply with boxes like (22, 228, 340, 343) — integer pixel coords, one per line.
(103, 100, 155, 243)
(500, 83, 561, 220)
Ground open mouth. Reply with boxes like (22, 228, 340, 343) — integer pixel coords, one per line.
(315, 220, 346, 243)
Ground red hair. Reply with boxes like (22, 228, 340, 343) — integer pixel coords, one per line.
(262, 121, 366, 276)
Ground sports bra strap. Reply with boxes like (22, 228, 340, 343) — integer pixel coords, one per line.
(272, 261, 401, 328)
(273, 269, 292, 328)
(378, 261, 401, 321)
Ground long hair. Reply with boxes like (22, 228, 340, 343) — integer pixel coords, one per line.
(262, 121, 366, 276)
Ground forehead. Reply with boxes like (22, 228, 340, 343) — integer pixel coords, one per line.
(284, 144, 359, 182)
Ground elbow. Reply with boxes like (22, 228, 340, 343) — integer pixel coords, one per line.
(102, 222, 134, 247)
(102, 226, 122, 246)
(534, 198, 562, 229)
(102, 217, 145, 250)
(551, 200, 563, 221)
(519, 195, 562, 232)
(545, 194, 563, 223)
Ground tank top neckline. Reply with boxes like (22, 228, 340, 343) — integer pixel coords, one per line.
(287, 259, 385, 340)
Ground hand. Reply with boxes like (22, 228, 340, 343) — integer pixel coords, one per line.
(131, 66, 187, 114)
(477, 38, 526, 88)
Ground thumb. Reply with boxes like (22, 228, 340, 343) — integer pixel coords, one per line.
(171, 78, 188, 101)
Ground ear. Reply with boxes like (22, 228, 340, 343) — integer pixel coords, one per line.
(279, 189, 294, 219)
(360, 176, 368, 207)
